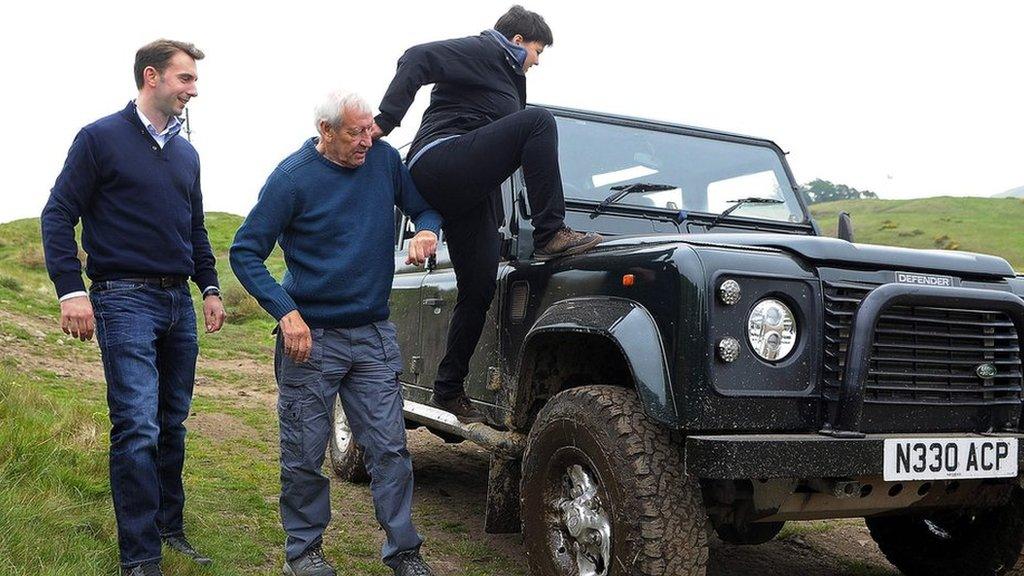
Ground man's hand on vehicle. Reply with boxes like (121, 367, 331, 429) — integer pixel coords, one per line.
(60, 295, 95, 341)
(279, 310, 312, 363)
(203, 294, 227, 333)
(406, 230, 438, 266)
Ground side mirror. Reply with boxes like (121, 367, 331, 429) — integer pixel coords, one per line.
(837, 211, 855, 242)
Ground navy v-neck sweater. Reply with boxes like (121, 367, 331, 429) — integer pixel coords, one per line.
(41, 102, 218, 297)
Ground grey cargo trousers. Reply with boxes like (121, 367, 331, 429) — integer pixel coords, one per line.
(275, 320, 422, 569)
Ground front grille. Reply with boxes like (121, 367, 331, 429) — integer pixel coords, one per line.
(823, 281, 1023, 406)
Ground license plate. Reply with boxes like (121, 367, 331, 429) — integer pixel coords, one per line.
(883, 438, 1018, 481)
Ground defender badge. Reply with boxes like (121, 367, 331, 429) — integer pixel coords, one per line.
(895, 272, 954, 287)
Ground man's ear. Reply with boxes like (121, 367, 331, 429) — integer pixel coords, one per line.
(512, 33, 525, 45)
(144, 66, 160, 87)
(318, 121, 332, 140)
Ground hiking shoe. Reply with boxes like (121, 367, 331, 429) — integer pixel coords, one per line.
(162, 533, 212, 565)
(122, 563, 163, 576)
(534, 227, 603, 260)
(283, 544, 336, 576)
(392, 550, 435, 576)
(430, 393, 486, 424)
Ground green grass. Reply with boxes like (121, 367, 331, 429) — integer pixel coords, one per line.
(0, 366, 285, 576)
(0, 213, 528, 576)
(777, 519, 843, 539)
(0, 345, 402, 575)
(811, 196, 1024, 271)
(4, 199, 1013, 574)
(0, 368, 112, 575)
(839, 560, 900, 576)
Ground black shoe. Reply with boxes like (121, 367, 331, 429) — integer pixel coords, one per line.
(283, 544, 336, 576)
(122, 563, 163, 576)
(534, 227, 603, 260)
(430, 393, 485, 424)
(162, 533, 212, 565)
(392, 551, 435, 576)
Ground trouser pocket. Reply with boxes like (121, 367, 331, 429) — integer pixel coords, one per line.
(277, 389, 308, 465)
(372, 320, 404, 374)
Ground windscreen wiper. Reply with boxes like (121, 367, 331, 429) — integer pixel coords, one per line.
(589, 183, 678, 219)
(707, 197, 784, 228)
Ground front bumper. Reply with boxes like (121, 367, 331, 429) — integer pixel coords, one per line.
(686, 432, 1024, 479)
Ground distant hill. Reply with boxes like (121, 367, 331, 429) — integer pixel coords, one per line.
(994, 185, 1024, 198)
(811, 196, 1024, 271)
(1, 201, 1021, 303)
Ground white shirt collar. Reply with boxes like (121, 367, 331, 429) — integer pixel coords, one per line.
(134, 101, 182, 147)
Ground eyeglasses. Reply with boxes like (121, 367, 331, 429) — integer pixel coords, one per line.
(345, 124, 375, 138)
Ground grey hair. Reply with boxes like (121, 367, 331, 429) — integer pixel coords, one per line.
(314, 90, 371, 131)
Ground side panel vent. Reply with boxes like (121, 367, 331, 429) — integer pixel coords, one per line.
(510, 281, 530, 324)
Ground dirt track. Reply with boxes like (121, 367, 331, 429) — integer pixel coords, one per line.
(5, 317, 905, 576)
(405, 429, 903, 576)
(0, 312, 938, 576)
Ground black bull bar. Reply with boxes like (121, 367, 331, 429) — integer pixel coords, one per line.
(686, 284, 1024, 480)
(828, 283, 1024, 436)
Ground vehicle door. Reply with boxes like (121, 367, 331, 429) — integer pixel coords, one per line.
(416, 180, 516, 405)
(391, 209, 429, 382)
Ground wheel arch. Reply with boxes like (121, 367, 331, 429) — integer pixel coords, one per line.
(512, 297, 679, 430)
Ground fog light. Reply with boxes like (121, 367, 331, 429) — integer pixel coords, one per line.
(718, 337, 741, 362)
(719, 279, 742, 305)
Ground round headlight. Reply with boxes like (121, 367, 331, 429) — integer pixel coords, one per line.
(748, 299, 797, 361)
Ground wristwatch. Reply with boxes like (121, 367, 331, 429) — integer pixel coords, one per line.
(202, 287, 221, 299)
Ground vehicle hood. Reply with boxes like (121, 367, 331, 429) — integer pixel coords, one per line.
(597, 233, 1016, 278)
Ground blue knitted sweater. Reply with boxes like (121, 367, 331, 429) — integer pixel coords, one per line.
(230, 138, 442, 328)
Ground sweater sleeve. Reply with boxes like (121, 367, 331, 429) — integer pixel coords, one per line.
(41, 129, 97, 298)
(188, 163, 220, 291)
(375, 37, 489, 135)
(229, 169, 300, 321)
(391, 149, 442, 235)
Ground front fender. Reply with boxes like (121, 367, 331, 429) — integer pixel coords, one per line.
(521, 297, 678, 425)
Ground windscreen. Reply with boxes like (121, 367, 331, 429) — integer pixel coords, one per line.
(555, 116, 806, 223)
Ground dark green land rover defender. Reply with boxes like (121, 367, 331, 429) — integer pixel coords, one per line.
(331, 106, 1024, 576)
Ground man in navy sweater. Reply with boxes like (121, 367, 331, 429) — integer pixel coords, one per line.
(230, 91, 440, 576)
(373, 6, 602, 423)
(41, 40, 226, 576)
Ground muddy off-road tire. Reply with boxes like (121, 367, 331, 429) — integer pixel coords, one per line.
(521, 385, 708, 576)
(865, 488, 1024, 576)
(329, 402, 369, 483)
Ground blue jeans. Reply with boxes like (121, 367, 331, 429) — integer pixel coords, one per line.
(91, 281, 198, 567)
(276, 321, 423, 569)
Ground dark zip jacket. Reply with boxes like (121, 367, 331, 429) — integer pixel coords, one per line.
(375, 30, 527, 162)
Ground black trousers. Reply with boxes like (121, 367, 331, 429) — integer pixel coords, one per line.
(410, 108, 566, 399)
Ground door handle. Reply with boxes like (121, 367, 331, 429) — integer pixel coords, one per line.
(421, 297, 445, 307)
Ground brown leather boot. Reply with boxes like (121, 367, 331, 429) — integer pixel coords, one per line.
(534, 227, 603, 260)
(430, 393, 486, 424)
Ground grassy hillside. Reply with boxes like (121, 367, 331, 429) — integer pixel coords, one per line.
(810, 196, 1024, 272)
(0, 201, 1015, 574)
(0, 213, 522, 576)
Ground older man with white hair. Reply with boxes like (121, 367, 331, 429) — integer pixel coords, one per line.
(230, 91, 440, 576)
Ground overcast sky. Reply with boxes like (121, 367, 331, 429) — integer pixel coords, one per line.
(2, 0, 1021, 223)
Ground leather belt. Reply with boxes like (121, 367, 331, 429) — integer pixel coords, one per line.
(113, 276, 188, 288)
